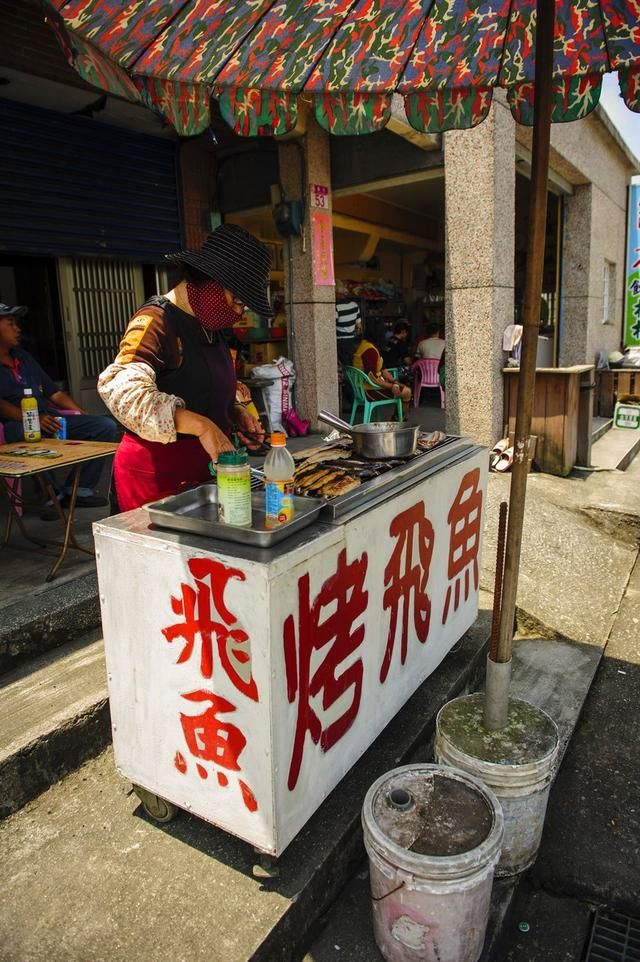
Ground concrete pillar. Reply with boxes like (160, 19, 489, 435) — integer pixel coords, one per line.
(559, 184, 592, 366)
(178, 134, 217, 247)
(278, 121, 338, 424)
(444, 90, 515, 447)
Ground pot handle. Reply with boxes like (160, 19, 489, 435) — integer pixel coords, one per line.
(317, 410, 355, 435)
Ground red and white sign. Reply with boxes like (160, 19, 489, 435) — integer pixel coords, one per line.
(96, 449, 487, 855)
(309, 183, 335, 286)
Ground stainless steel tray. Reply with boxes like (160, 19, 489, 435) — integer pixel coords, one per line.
(146, 484, 325, 547)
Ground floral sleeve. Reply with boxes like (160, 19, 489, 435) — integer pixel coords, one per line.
(97, 360, 185, 444)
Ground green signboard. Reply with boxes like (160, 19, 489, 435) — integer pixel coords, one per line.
(624, 183, 640, 347)
(614, 402, 640, 430)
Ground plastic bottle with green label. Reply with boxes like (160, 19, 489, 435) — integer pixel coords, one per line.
(264, 432, 295, 529)
(21, 389, 41, 441)
(217, 448, 252, 527)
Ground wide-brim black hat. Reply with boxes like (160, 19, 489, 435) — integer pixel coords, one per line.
(167, 224, 274, 317)
(0, 303, 28, 318)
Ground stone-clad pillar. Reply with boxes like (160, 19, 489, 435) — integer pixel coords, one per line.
(559, 184, 592, 366)
(444, 90, 515, 447)
(278, 121, 338, 425)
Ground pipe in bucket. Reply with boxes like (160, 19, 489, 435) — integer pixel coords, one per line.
(362, 764, 504, 962)
(435, 694, 559, 876)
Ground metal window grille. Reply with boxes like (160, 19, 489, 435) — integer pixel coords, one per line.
(70, 258, 142, 378)
(584, 909, 640, 962)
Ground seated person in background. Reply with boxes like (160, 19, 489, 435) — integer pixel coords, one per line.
(352, 334, 411, 418)
(0, 303, 118, 517)
(382, 320, 413, 384)
(415, 322, 445, 360)
(335, 295, 363, 368)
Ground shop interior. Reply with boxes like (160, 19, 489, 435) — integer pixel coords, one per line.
(224, 163, 565, 413)
(225, 170, 446, 379)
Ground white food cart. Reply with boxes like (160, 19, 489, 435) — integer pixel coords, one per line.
(94, 439, 487, 856)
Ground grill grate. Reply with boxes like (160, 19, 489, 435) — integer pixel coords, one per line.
(584, 910, 640, 962)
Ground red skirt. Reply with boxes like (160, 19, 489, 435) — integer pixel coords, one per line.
(113, 434, 211, 512)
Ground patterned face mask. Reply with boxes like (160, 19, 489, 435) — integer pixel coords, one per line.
(186, 280, 239, 331)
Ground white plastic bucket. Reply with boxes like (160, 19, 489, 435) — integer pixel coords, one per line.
(362, 763, 504, 962)
(435, 693, 559, 877)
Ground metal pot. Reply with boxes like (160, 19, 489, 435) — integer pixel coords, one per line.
(318, 410, 419, 459)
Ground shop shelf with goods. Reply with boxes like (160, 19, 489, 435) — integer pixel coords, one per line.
(337, 278, 408, 346)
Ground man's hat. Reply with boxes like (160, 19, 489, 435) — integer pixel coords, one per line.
(0, 303, 27, 318)
(166, 224, 274, 317)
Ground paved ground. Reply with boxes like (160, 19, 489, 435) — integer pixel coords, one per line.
(491, 549, 640, 960)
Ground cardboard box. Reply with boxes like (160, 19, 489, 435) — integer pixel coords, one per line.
(249, 341, 288, 365)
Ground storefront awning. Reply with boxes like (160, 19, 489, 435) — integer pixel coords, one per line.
(45, 0, 640, 138)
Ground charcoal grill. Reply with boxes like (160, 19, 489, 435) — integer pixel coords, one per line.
(295, 435, 475, 523)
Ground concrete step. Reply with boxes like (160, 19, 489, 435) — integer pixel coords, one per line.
(590, 425, 640, 471)
(592, 416, 613, 443)
(0, 604, 492, 962)
(0, 571, 101, 674)
(0, 629, 110, 818)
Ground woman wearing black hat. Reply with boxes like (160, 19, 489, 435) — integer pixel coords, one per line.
(98, 224, 272, 512)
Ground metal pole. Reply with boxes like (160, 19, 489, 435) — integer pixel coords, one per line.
(484, 0, 555, 728)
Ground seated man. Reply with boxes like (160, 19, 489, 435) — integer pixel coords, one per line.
(0, 303, 118, 518)
(382, 320, 413, 383)
(415, 322, 445, 360)
(352, 334, 411, 418)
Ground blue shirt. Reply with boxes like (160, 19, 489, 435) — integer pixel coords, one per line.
(0, 349, 59, 418)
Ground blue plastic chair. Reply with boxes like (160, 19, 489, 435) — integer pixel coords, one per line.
(343, 366, 403, 424)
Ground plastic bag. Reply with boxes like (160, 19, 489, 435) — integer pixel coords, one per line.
(250, 358, 296, 432)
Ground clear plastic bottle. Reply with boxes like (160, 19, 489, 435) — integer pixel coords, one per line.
(21, 388, 41, 441)
(264, 432, 295, 528)
(217, 448, 252, 527)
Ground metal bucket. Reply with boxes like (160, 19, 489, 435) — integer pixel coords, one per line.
(435, 694, 559, 877)
(362, 764, 504, 962)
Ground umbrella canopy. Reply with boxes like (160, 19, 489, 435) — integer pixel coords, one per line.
(45, 0, 640, 137)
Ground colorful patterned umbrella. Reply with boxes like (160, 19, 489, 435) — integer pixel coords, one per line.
(45, 0, 640, 138)
(44, 0, 640, 730)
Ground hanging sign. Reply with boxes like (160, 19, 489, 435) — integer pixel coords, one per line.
(310, 183, 331, 212)
(310, 184, 335, 286)
(624, 182, 640, 347)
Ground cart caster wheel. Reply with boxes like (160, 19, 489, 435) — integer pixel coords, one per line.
(252, 850, 280, 879)
(132, 784, 179, 824)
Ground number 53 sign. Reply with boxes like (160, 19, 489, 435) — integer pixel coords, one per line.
(310, 184, 331, 212)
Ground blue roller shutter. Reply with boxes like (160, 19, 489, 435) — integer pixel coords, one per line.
(0, 97, 181, 262)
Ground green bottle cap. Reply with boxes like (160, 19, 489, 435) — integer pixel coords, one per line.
(217, 447, 249, 466)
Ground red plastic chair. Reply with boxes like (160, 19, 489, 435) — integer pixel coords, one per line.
(412, 358, 445, 409)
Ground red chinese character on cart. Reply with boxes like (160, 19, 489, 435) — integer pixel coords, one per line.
(442, 468, 483, 624)
(174, 690, 258, 812)
(162, 557, 258, 701)
(380, 501, 435, 682)
(283, 548, 368, 791)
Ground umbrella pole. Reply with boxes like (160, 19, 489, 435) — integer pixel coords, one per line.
(483, 0, 555, 730)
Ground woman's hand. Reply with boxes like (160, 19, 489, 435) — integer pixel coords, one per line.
(234, 404, 265, 450)
(174, 409, 235, 465)
(197, 419, 236, 465)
